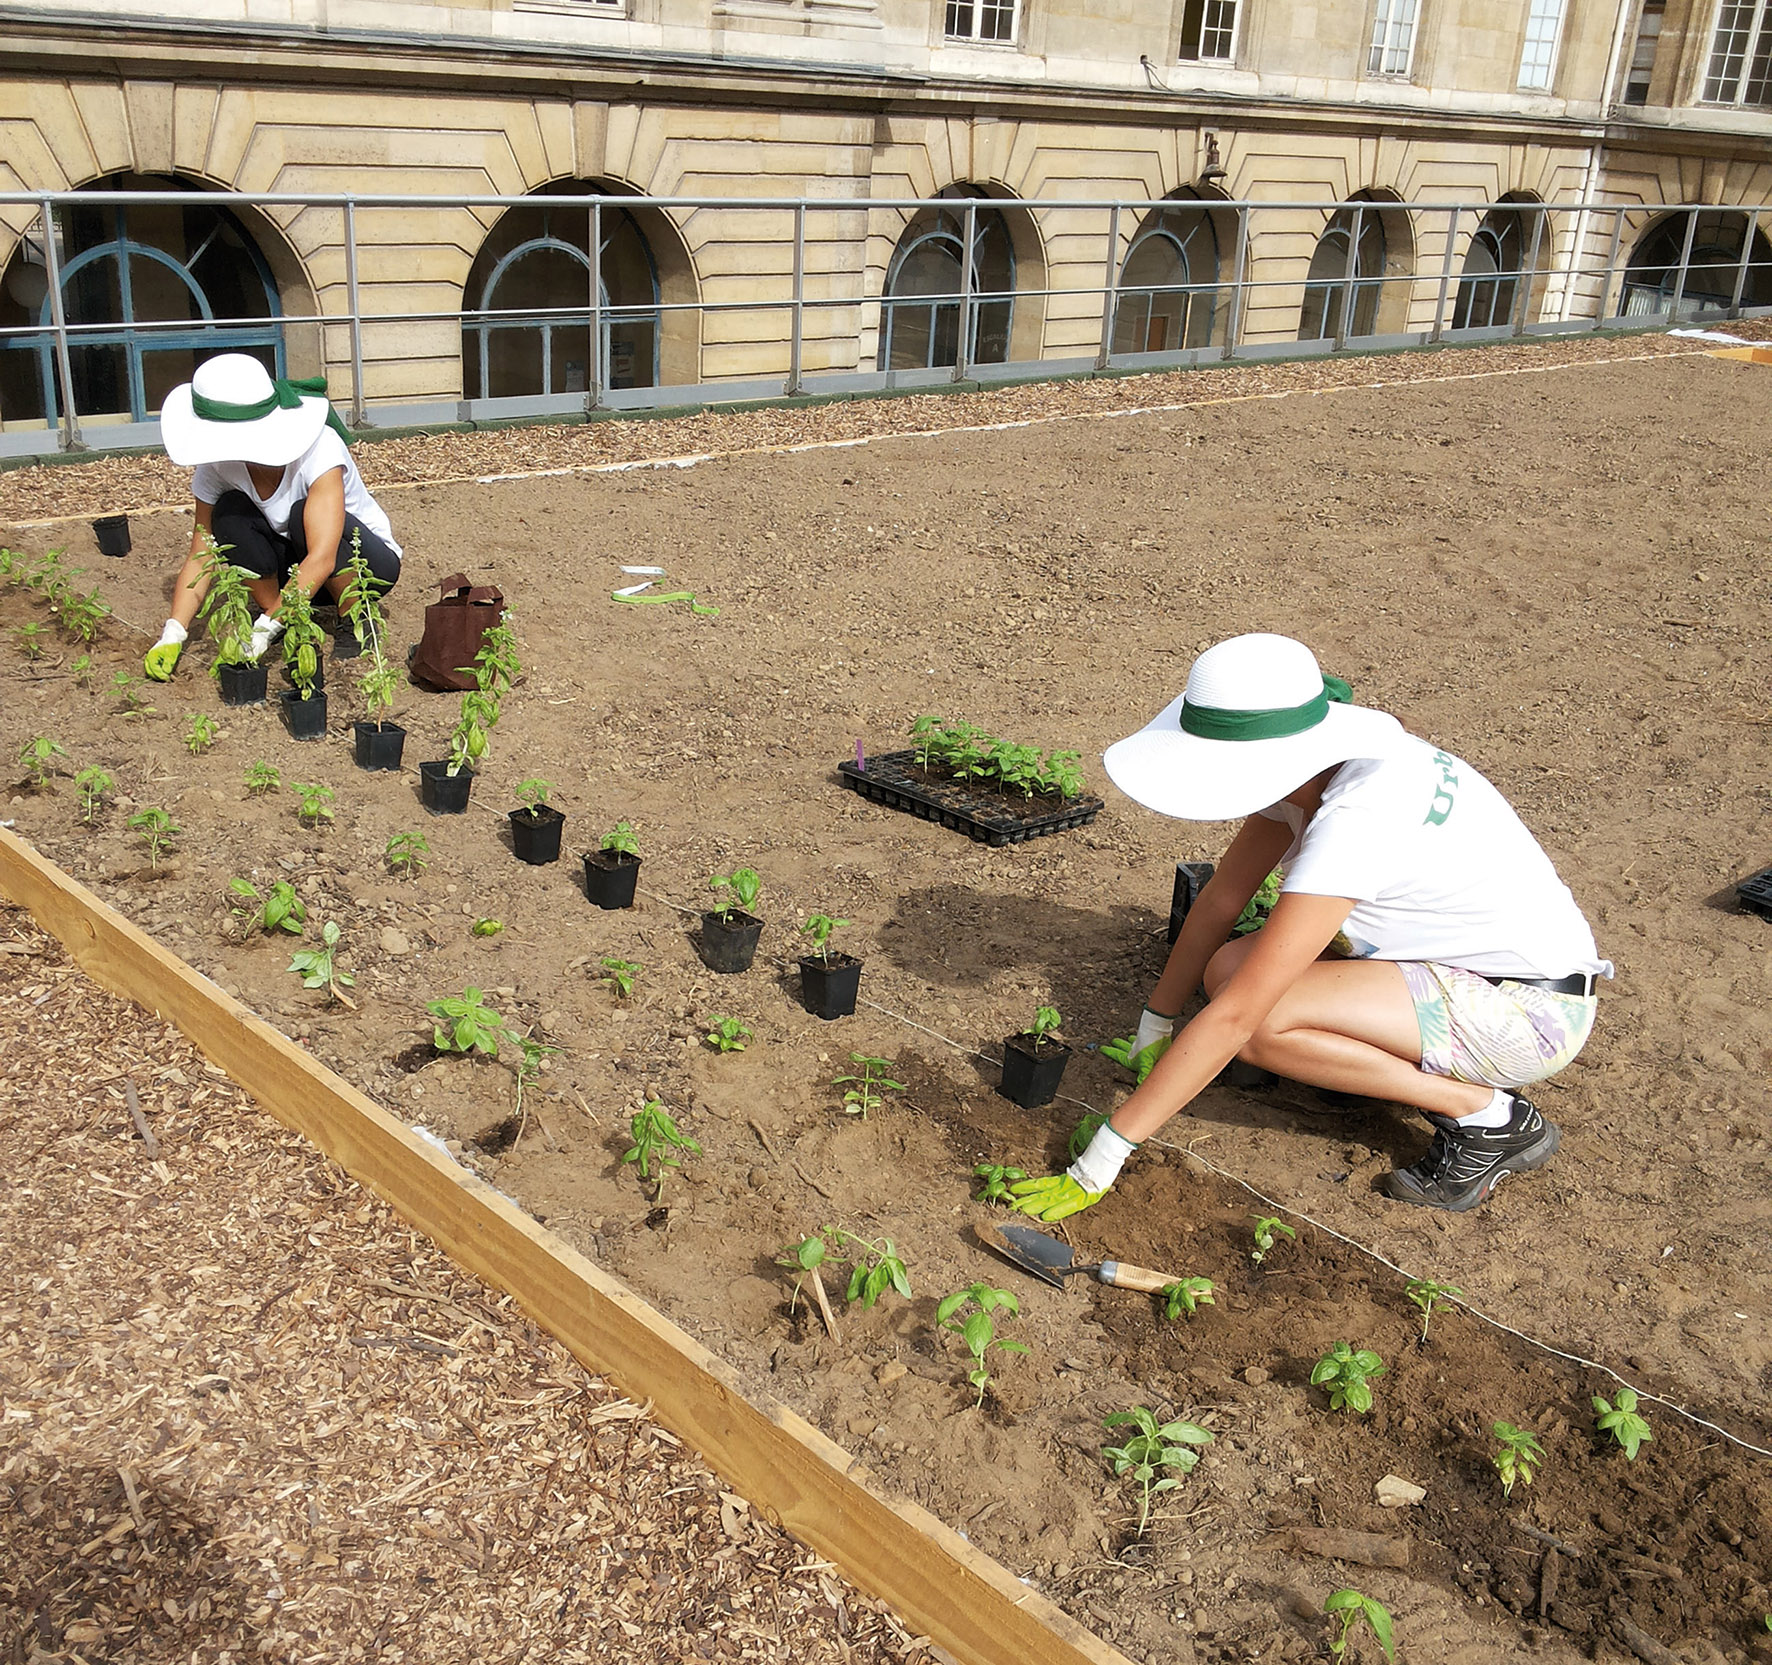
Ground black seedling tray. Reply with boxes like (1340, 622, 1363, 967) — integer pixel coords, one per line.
(1738, 866, 1772, 921)
(838, 750, 1103, 847)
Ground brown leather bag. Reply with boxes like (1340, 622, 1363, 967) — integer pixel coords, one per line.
(409, 573, 504, 693)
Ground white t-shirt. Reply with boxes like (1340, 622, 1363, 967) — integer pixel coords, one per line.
(1260, 735, 1611, 980)
(192, 428, 401, 557)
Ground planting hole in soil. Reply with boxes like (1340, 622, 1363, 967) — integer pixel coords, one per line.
(7, 347, 1772, 1665)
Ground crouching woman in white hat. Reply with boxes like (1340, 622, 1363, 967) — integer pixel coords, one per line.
(143, 353, 402, 680)
(1012, 633, 1610, 1220)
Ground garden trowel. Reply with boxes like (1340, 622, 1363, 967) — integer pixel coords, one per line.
(975, 1222, 1178, 1293)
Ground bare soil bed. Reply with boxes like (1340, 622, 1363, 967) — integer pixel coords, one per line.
(3, 344, 1771, 1664)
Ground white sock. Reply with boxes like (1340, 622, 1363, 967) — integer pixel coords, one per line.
(155, 618, 187, 649)
(1459, 1088, 1514, 1129)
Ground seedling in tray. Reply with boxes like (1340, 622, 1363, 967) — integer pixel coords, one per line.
(1160, 1277, 1215, 1321)
(1324, 1588, 1395, 1662)
(1403, 1276, 1464, 1343)
(599, 956, 641, 999)
(126, 807, 178, 870)
(426, 987, 512, 1057)
(1491, 1420, 1545, 1498)
(937, 1283, 1027, 1408)
(288, 920, 355, 1007)
(705, 1015, 751, 1053)
(1593, 1389, 1652, 1460)
(972, 1163, 1027, 1205)
(384, 830, 430, 879)
(833, 1053, 904, 1119)
(622, 1099, 700, 1200)
(1102, 1407, 1213, 1538)
(230, 878, 307, 937)
(183, 713, 218, 756)
(75, 765, 112, 824)
(1311, 1342, 1385, 1415)
(293, 782, 335, 827)
(1250, 1214, 1297, 1266)
(243, 759, 282, 796)
(17, 735, 66, 789)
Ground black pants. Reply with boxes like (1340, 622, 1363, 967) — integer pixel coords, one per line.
(211, 490, 401, 595)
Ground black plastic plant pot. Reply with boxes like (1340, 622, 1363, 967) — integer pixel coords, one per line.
(583, 850, 641, 910)
(998, 1032, 1072, 1109)
(698, 909, 763, 975)
(332, 630, 362, 661)
(419, 760, 474, 815)
(798, 952, 862, 1020)
(1168, 860, 1217, 945)
(1737, 866, 1772, 920)
(353, 721, 406, 772)
(93, 514, 130, 557)
(279, 688, 328, 741)
(509, 804, 565, 865)
(217, 661, 268, 707)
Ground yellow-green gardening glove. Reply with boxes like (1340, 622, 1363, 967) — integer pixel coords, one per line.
(143, 621, 186, 682)
(1100, 1006, 1175, 1085)
(1009, 1121, 1139, 1223)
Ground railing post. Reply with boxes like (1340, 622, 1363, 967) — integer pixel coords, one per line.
(1095, 203, 1121, 371)
(1728, 206, 1759, 316)
(954, 200, 977, 383)
(38, 193, 83, 452)
(1221, 204, 1248, 361)
(589, 200, 604, 411)
(1513, 205, 1546, 337)
(1667, 204, 1699, 321)
(788, 200, 806, 396)
(343, 196, 366, 429)
(1429, 204, 1461, 343)
(1593, 206, 1626, 328)
(1334, 204, 1363, 351)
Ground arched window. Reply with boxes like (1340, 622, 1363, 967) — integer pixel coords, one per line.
(1299, 207, 1387, 341)
(461, 184, 661, 399)
(1112, 200, 1220, 354)
(1453, 210, 1526, 330)
(0, 173, 283, 430)
(1622, 210, 1772, 318)
(878, 190, 1015, 372)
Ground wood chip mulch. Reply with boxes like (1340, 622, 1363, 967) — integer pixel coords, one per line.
(0, 904, 931, 1665)
(4, 321, 1767, 528)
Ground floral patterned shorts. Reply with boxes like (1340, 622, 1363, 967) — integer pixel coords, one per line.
(1398, 961, 1597, 1090)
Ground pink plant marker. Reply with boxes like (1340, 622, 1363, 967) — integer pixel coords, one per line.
(855, 739, 867, 773)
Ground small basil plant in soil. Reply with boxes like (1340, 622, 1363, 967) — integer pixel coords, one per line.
(1491, 1421, 1546, 1497)
(127, 807, 178, 871)
(705, 1015, 751, 1053)
(384, 831, 429, 878)
(972, 1163, 1027, 1205)
(1324, 1589, 1395, 1663)
(937, 1284, 1027, 1409)
(701, 868, 765, 973)
(1311, 1342, 1385, 1415)
(192, 538, 258, 672)
(599, 957, 641, 999)
(1101, 1407, 1214, 1539)
(1160, 1277, 1215, 1321)
(288, 921, 355, 1007)
(1403, 1276, 1464, 1343)
(509, 777, 565, 863)
(1250, 1214, 1297, 1265)
(1593, 1389, 1653, 1459)
(17, 735, 65, 789)
(426, 987, 513, 1057)
(833, 1053, 904, 1119)
(182, 713, 218, 755)
(796, 913, 861, 1018)
(244, 759, 281, 796)
(622, 1100, 700, 1201)
(279, 573, 324, 700)
(230, 878, 307, 938)
(75, 766, 112, 824)
(584, 821, 642, 909)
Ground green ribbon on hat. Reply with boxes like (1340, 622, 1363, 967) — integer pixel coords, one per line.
(191, 374, 353, 444)
(1180, 674, 1353, 741)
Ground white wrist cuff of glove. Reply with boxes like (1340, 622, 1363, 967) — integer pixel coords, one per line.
(1134, 1006, 1176, 1053)
(249, 613, 285, 659)
(1067, 1122, 1139, 1193)
(155, 618, 187, 649)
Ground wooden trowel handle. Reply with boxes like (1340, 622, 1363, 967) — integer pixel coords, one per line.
(1097, 1260, 1177, 1294)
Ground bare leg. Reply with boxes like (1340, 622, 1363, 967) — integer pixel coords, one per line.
(247, 575, 281, 615)
(1204, 937, 1491, 1119)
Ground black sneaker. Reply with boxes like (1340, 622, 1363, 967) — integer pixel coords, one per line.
(1381, 1095, 1560, 1212)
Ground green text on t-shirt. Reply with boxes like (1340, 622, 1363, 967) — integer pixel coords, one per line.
(1424, 751, 1459, 827)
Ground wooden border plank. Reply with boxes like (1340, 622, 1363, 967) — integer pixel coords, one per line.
(0, 827, 1132, 1665)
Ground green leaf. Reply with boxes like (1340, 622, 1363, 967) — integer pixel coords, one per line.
(1363, 1598, 1396, 1662)
(961, 1312, 993, 1357)
(936, 1291, 969, 1324)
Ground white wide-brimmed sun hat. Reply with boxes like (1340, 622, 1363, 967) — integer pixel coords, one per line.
(1104, 633, 1406, 821)
(161, 353, 348, 467)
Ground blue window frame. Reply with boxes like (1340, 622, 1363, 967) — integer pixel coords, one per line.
(0, 176, 283, 429)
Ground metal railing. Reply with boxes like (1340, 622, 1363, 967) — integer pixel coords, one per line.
(1, 188, 1767, 456)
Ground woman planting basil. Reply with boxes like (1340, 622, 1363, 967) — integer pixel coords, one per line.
(1013, 633, 1610, 1219)
(144, 354, 402, 680)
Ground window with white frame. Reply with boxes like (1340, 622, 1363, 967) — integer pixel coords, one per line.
(1178, 0, 1237, 61)
(944, 0, 1017, 44)
(1367, 0, 1419, 76)
(1702, 0, 1772, 106)
(1517, 0, 1566, 89)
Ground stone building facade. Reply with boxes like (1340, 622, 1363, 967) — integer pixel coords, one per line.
(1, 0, 1770, 438)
